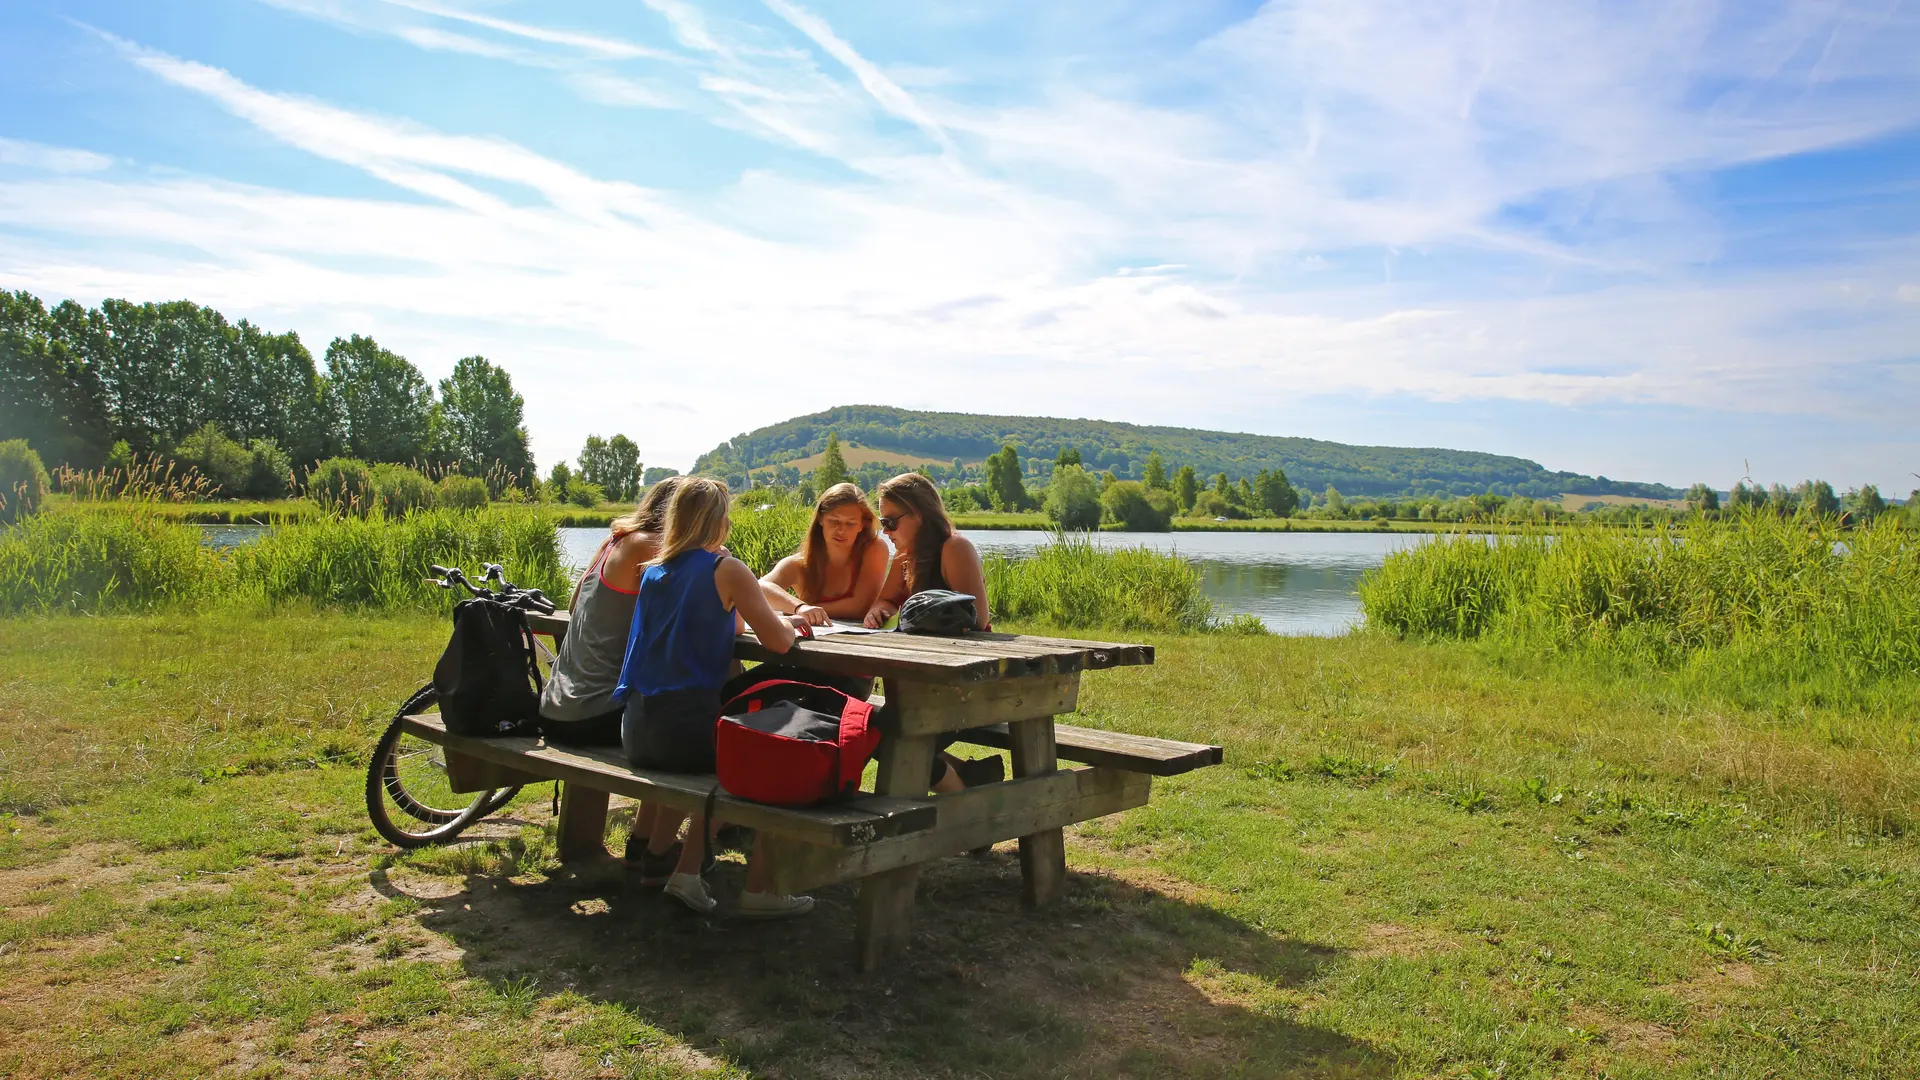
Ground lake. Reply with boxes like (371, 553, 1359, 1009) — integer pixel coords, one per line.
(558, 527, 1434, 635)
(199, 524, 1429, 635)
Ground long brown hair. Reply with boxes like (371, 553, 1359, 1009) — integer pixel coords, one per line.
(876, 472, 951, 593)
(650, 477, 731, 568)
(799, 482, 877, 601)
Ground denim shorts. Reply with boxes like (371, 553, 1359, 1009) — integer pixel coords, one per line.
(620, 688, 724, 772)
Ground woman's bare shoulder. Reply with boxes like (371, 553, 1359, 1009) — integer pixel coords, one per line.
(766, 553, 804, 580)
(943, 532, 981, 560)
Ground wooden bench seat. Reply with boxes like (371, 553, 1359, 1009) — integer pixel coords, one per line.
(956, 723, 1223, 777)
(401, 714, 939, 848)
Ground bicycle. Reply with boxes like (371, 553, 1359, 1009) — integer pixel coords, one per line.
(364, 563, 557, 848)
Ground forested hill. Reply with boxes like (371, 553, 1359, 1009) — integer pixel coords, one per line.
(693, 405, 1680, 501)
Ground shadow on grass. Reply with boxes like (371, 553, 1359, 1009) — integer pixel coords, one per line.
(371, 843, 1392, 1079)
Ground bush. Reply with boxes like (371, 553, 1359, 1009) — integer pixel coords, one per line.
(1191, 491, 1248, 520)
(307, 457, 374, 517)
(171, 424, 253, 498)
(0, 440, 50, 525)
(567, 481, 605, 508)
(436, 474, 490, 511)
(1043, 465, 1101, 531)
(0, 504, 232, 612)
(1358, 513, 1920, 703)
(725, 495, 811, 576)
(942, 486, 982, 515)
(244, 439, 292, 500)
(1101, 481, 1174, 531)
(984, 532, 1215, 632)
(234, 507, 567, 608)
(370, 463, 435, 518)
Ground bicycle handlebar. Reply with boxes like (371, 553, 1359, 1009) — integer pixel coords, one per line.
(424, 564, 555, 614)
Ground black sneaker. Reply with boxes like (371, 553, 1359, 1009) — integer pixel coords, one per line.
(714, 824, 755, 853)
(953, 756, 1006, 787)
(625, 842, 683, 887)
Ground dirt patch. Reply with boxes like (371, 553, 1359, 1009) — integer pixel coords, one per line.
(1566, 1002, 1677, 1058)
(1355, 923, 1454, 960)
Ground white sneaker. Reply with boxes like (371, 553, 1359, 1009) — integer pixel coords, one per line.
(664, 872, 716, 914)
(736, 891, 815, 919)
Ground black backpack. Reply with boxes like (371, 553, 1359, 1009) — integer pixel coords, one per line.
(433, 597, 544, 737)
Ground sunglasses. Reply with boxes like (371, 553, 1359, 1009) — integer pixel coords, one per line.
(879, 514, 908, 531)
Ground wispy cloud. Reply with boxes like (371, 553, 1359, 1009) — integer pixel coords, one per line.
(3, 1, 1918, 481)
(0, 137, 112, 173)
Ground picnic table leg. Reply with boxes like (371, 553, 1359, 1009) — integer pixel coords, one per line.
(556, 783, 611, 862)
(1009, 715, 1067, 907)
(856, 702, 936, 972)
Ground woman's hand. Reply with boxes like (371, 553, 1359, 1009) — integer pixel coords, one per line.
(863, 601, 897, 629)
(795, 603, 831, 626)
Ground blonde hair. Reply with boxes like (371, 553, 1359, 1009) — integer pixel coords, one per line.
(576, 476, 685, 606)
(650, 477, 732, 567)
(611, 476, 683, 539)
(875, 472, 951, 592)
(798, 483, 877, 601)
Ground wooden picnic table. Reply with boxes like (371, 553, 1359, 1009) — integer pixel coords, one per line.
(421, 611, 1215, 971)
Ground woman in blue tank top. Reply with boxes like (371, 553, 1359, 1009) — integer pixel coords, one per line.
(612, 477, 816, 918)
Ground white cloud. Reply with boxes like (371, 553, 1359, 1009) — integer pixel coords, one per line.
(0, 137, 112, 173)
(5, 2, 1919, 479)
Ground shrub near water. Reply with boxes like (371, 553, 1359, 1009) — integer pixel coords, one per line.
(1359, 513, 1920, 702)
(235, 507, 569, 608)
(0, 439, 50, 524)
(0, 505, 232, 613)
(725, 493, 812, 576)
(986, 532, 1224, 633)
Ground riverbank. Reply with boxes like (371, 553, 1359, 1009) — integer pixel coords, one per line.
(1, 611, 1912, 1078)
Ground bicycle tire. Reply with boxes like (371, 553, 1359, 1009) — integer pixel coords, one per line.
(364, 684, 521, 848)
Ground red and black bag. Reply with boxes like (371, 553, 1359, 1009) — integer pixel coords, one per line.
(713, 679, 881, 807)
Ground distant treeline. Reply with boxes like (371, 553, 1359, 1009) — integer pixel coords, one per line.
(0, 290, 537, 486)
(693, 404, 1685, 501)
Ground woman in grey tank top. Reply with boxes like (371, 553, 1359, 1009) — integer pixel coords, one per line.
(539, 479, 681, 874)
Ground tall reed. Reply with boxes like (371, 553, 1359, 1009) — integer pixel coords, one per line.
(233, 507, 569, 609)
(985, 532, 1222, 633)
(1358, 513, 1920, 704)
(725, 493, 813, 577)
(0, 504, 233, 613)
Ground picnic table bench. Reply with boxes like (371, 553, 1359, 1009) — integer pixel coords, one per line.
(403, 611, 1222, 970)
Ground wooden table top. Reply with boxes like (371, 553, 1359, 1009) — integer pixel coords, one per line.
(526, 610, 1152, 684)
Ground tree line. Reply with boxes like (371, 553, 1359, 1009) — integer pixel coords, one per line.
(694, 403, 1686, 501)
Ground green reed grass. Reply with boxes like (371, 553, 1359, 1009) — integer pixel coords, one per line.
(0, 503, 568, 613)
(724, 493, 812, 577)
(233, 507, 569, 609)
(1359, 512, 1920, 708)
(985, 531, 1231, 633)
(0, 504, 235, 614)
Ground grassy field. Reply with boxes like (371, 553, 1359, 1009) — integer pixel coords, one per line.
(2, 612, 1914, 1079)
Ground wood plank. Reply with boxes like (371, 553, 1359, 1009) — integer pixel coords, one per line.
(443, 748, 547, 794)
(958, 723, 1224, 777)
(527, 611, 1155, 682)
(856, 709, 936, 972)
(1009, 716, 1067, 908)
(556, 784, 610, 862)
(761, 768, 1151, 893)
(399, 714, 936, 847)
(880, 674, 1080, 737)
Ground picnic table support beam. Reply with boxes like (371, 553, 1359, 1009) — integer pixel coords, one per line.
(557, 782, 611, 863)
(856, 683, 936, 972)
(1009, 715, 1067, 907)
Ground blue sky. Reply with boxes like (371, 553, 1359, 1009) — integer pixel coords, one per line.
(2, 0, 1917, 490)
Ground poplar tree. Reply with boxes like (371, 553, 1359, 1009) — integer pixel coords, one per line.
(814, 432, 849, 489)
(1174, 465, 1198, 512)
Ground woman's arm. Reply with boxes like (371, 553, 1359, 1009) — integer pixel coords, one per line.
(941, 534, 992, 630)
(863, 551, 909, 628)
(820, 541, 888, 621)
(757, 556, 829, 624)
(717, 556, 805, 653)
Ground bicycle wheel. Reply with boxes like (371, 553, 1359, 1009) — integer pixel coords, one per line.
(365, 685, 521, 848)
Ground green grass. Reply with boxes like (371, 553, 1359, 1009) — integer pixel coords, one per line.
(1359, 513, 1920, 719)
(985, 531, 1260, 634)
(2, 612, 1915, 1078)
